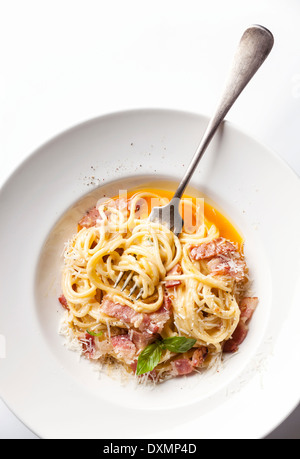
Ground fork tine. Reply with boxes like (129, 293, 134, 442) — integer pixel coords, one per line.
(114, 270, 143, 299)
(114, 271, 125, 288)
(135, 288, 143, 300)
(121, 270, 133, 291)
(128, 282, 138, 297)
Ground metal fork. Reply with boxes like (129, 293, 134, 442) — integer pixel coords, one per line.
(114, 25, 274, 299)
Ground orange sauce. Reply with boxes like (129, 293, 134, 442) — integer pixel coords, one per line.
(121, 188, 243, 246)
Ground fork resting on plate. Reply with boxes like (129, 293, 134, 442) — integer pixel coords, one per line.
(114, 25, 274, 299)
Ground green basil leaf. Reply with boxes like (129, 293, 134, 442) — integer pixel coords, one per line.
(86, 330, 103, 337)
(161, 336, 197, 353)
(136, 342, 162, 375)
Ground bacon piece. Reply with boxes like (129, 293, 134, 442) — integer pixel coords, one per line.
(223, 321, 248, 353)
(163, 293, 173, 311)
(239, 297, 258, 322)
(78, 207, 101, 228)
(100, 296, 171, 335)
(101, 297, 153, 332)
(147, 302, 171, 334)
(80, 333, 96, 359)
(111, 334, 137, 363)
(58, 294, 69, 310)
(102, 197, 129, 216)
(80, 333, 113, 360)
(207, 255, 246, 282)
(190, 237, 246, 281)
(101, 297, 139, 324)
(190, 237, 237, 261)
(171, 358, 194, 375)
(215, 238, 237, 254)
(192, 346, 208, 367)
(79, 198, 131, 229)
(223, 297, 258, 353)
(130, 360, 138, 372)
(165, 263, 182, 288)
(171, 346, 208, 376)
(129, 330, 157, 352)
(142, 293, 172, 334)
(165, 280, 181, 288)
(190, 241, 217, 260)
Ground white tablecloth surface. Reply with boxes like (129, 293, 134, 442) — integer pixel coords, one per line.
(0, 0, 299, 439)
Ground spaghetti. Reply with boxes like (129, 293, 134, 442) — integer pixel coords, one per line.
(59, 190, 258, 383)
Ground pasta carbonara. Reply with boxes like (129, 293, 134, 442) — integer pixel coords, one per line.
(58, 190, 258, 383)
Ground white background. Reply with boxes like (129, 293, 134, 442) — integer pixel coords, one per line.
(0, 0, 299, 439)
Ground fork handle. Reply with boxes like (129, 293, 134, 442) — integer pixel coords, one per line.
(173, 24, 274, 200)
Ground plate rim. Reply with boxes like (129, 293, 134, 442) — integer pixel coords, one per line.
(1, 107, 299, 194)
(0, 107, 300, 439)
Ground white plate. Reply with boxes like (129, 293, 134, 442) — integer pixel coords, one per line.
(0, 109, 299, 439)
